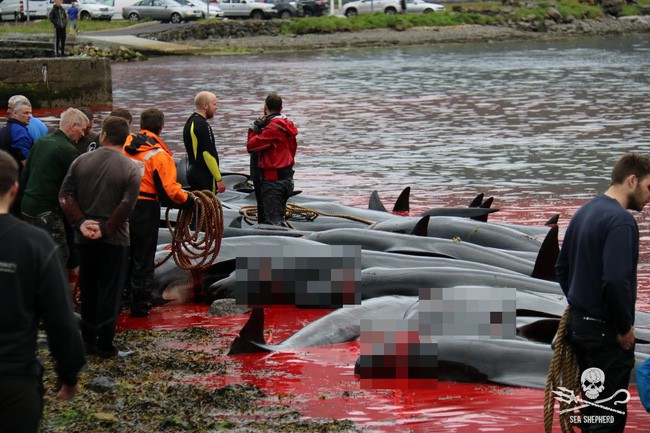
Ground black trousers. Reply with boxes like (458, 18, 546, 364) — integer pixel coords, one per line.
(53, 27, 66, 56)
(78, 243, 128, 351)
(249, 153, 265, 224)
(260, 178, 293, 226)
(566, 309, 635, 433)
(0, 375, 43, 433)
(128, 200, 160, 312)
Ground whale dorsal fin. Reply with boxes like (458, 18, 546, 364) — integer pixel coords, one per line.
(531, 225, 559, 281)
(392, 187, 410, 213)
(369, 190, 388, 212)
(545, 214, 560, 226)
(411, 215, 430, 237)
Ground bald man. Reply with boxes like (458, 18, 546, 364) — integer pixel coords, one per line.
(182, 91, 226, 194)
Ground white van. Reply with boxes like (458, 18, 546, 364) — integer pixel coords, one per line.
(0, 0, 50, 21)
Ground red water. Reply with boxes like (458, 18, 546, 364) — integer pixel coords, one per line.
(116, 197, 650, 432)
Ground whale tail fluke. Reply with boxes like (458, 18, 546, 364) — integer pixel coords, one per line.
(531, 225, 559, 281)
(545, 214, 560, 226)
(480, 196, 494, 209)
(392, 187, 410, 213)
(411, 215, 430, 237)
(369, 190, 388, 212)
(471, 197, 494, 222)
(468, 193, 484, 208)
(228, 307, 270, 355)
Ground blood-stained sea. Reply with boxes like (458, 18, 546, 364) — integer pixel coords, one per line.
(27, 33, 650, 431)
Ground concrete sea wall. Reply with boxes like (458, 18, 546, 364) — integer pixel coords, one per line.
(0, 57, 112, 109)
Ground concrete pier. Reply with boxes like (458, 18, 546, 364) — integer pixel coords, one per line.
(0, 57, 112, 109)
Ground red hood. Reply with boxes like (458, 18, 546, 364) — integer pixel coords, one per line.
(268, 116, 298, 137)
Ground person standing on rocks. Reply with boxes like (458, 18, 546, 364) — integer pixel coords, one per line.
(556, 153, 650, 432)
(123, 108, 193, 318)
(59, 116, 141, 358)
(0, 99, 33, 217)
(182, 91, 226, 194)
(0, 150, 86, 433)
(49, 0, 68, 57)
(21, 108, 88, 269)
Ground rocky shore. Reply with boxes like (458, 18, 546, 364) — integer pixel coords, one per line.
(151, 15, 650, 54)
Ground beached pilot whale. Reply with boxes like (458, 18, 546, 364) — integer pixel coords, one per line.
(228, 294, 650, 389)
(307, 225, 558, 280)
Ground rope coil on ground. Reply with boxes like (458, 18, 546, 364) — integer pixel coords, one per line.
(239, 202, 376, 227)
(156, 190, 224, 271)
(543, 307, 580, 433)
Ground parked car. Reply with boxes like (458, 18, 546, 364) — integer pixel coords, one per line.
(122, 0, 202, 23)
(217, 0, 275, 20)
(343, 0, 444, 17)
(0, 0, 49, 21)
(342, 0, 398, 17)
(46, 0, 114, 20)
(175, 0, 223, 18)
(403, 0, 444, 14)
(261, 0, 301, 19)
(300, 0, 327, 17)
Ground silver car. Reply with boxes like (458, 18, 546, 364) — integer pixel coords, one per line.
(174, 0, 223, 18)
(122, 0, 202, 23)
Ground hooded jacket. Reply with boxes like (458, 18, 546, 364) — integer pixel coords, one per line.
(247, 115, 298, 180)
(49, 4, 68, 30)
(122, 130, 188, 207)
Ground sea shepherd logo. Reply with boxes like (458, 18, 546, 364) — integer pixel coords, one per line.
(552, 368, 630, 425)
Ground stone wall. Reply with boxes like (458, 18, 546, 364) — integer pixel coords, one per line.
(0, 57, 112, 109)
(149, 20, 285, 42)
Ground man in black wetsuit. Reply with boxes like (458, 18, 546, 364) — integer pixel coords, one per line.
(182, 91, 226, 194)
(0, 150, 86, 433)
(556, 153, 650, 433)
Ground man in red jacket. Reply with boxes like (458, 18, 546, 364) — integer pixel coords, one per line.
(247, 94, 298, 226)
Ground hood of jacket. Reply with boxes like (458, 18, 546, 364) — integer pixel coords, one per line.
(267, 116, 298, 138)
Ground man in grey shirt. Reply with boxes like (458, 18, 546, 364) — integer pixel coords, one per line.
(59, 116, 142, 358)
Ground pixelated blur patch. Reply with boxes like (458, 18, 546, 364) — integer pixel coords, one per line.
(418, 286, 517, 339)
(234, 245, 361, 308)
(358, 319, 438, 389)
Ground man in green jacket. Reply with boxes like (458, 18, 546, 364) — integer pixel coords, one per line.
(22, 108, 88, 269)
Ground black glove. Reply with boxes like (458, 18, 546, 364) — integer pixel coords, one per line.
(249, 117, 267, 134)
(178, 195, 195, 210)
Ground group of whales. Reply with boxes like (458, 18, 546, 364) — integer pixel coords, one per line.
(153, 169, 650, 389)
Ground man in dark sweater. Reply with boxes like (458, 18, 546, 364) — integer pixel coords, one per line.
(59, 116, 142, 357)
(0, 150, 85, 433)
(556, 153, 650, 433)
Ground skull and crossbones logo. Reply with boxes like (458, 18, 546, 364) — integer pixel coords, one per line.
(554, 367, 631, 416)
(581, 367, 605, 400)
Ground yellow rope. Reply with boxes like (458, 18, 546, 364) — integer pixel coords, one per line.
(239, 203, 376, 226)
(156, 190, 224, 271)
(543, 307, 581, 433)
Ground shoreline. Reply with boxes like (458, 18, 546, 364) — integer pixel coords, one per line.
(160, 15, 650, 54)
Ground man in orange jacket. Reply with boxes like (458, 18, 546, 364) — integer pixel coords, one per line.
(123, 108, 192, 317)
